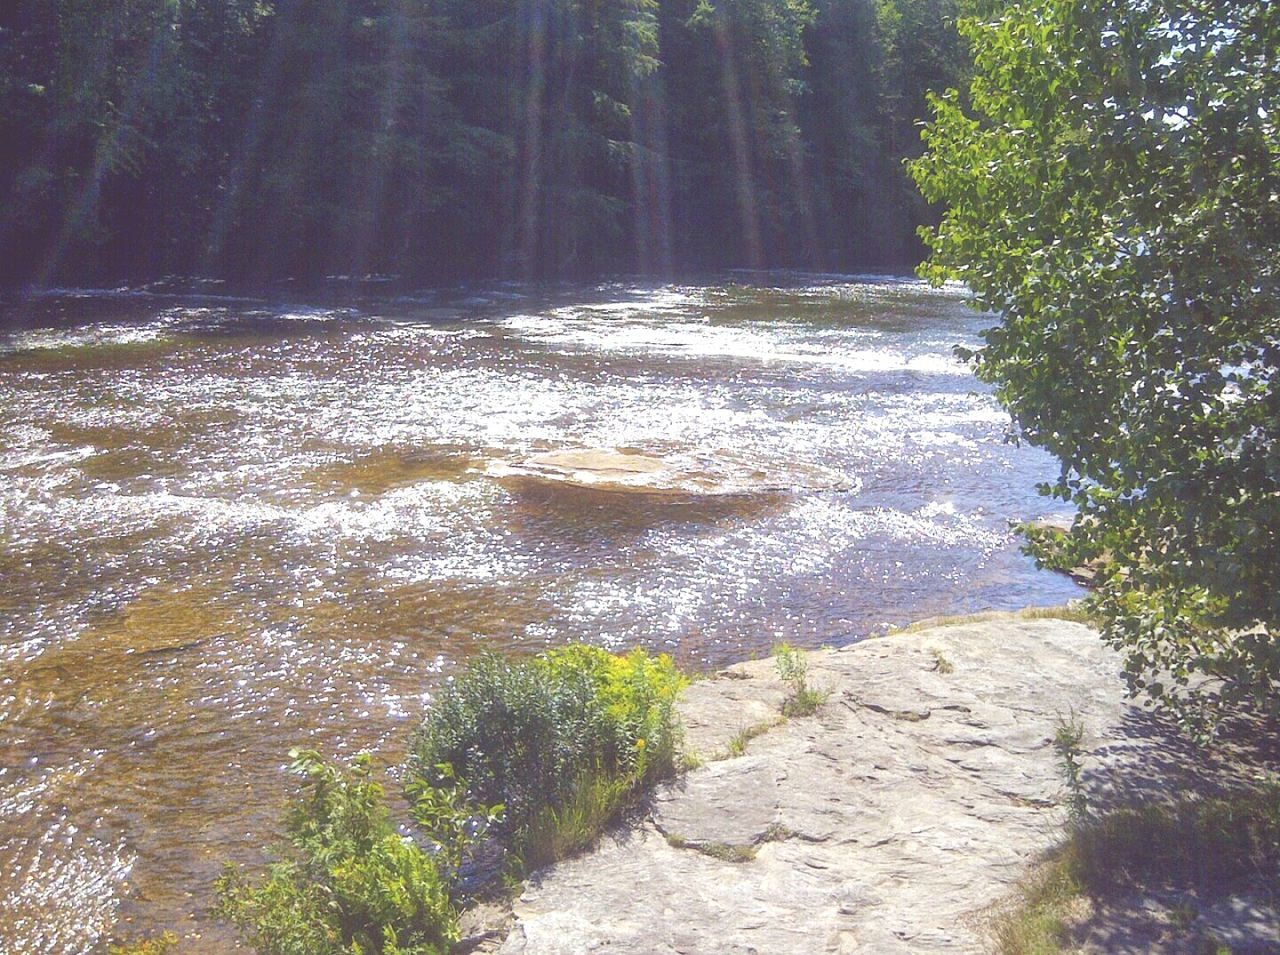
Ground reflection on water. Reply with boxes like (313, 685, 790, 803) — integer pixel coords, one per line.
(0, 278, 1081, 951)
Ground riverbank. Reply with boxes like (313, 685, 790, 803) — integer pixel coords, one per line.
(465, 611, 1277, 954)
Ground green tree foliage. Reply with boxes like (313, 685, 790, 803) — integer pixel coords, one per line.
(0, 1, 272, 282)
(0, 0, 966, 286)
(911, 0, 1280, 729)
(216, 750, 458, 955)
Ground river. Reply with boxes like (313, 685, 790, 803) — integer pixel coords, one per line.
(0, 277, 1081, 951)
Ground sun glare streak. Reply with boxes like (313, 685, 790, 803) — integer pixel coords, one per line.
(762, 61, 822, 269)
(33, 14, 177, 290)
(343, 0, 411, 276)
(516, 0, 550, 279)
(202, 1, 299, 276)
(628, 61, 674, 277)
(257, 0, 356, 278)
(735, 26, 821, 270)
(711, 13, 764, 271)
(0, 12, 120, 265)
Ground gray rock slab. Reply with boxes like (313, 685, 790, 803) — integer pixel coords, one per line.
(650, 755, 783, 847)
(488, 617, 1271, 954)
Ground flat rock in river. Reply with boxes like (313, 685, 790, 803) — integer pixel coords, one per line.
(529, 449, 668, 477)
(488, 449, 677, 493)
(488, 447, 857, 496)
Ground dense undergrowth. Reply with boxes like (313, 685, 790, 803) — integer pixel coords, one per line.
(216, 751, 458, 955)
(214, 645, 685, 954)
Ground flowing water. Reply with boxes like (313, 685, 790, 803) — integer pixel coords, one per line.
(0, 277, 1081, 951)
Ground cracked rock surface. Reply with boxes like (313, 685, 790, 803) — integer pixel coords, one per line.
(480, 618, 1274, 954)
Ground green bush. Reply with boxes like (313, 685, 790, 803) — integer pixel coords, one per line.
(216, 750, 457, 955)
(405, 760, 504, 879)
(408, 645, 685, 868)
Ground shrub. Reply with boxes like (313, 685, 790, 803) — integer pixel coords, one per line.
(408, 645, 685, 869)
(545, 645, 685, 784)
(405, 760, 504, 881)
(216, 750, 457, 955)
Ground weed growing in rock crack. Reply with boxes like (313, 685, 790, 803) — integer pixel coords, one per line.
(696, 841, 759, 863)
(760, 822, 793, 843)
(680, 751, 706, 771)
(666, 822, 792, 864)
(1052, 713, 1089, 827)
(724, 718, 779, 758)
(930, 648, 955, 674)
(773, 643, 829, 716)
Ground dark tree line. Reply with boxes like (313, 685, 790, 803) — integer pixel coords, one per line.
(0, 0, 965, 288)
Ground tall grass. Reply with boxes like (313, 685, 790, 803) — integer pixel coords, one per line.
(519, 771, 635, 870)
(994, 786, 1280, 953)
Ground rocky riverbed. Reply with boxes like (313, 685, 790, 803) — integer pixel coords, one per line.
(469, 614, 1279, 954)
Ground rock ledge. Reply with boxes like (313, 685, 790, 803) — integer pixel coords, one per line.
(483, 616, 1274, 954)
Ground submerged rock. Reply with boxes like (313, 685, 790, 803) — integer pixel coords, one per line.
(489, 447, 856, 496)
(488, 449, 677, 493)
(307, 446, 476, 494)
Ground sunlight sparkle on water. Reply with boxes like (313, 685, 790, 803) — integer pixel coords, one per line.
(0, 279, 1082, 951)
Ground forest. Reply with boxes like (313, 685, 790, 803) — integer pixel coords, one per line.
(0, 0, 965, 288)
